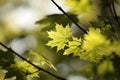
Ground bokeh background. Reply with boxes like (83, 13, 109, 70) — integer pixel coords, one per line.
(1, 0, 120, 80)
(0, 0, 88, 80)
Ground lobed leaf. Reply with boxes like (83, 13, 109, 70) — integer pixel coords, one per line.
(47, 23, 72, 51)
(80, 27, 111, 62)
(64, 37, 83, 55)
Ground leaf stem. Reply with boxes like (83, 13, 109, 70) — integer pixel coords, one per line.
(51, 0, 87, 34)
(0, 42, 67, 80)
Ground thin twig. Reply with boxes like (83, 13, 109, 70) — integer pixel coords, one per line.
(111, 0, 120, 27)
(51, 0, 87, 34)
(0, 42, 67, 80)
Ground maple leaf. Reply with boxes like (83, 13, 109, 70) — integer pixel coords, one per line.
(80, 27, 110, 62)
(64, 37, 83, 55)
(82, 27, 110, 51)
(47, 23, 72, 51)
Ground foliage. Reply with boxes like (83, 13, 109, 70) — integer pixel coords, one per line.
(47, 23, 72, 51)
(0, 68, 16, 80)
(0, 50, 15, 68)
(64, 37, 83, 55)
(65, 0, 99, 23)
(28, 50, 57, 71)
(36, 14, 78, 31)
(80, 27, 110, 62)
(0, 49, 57, 80)
(47, 24, 117, 63)
(0, 0, 120, 80)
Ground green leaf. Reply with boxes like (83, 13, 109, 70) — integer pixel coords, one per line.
(0, 50, 15, 68)
(109, 41, 120, 56)
(35, 14, 78, 30)
(6, 67, 27, 80)
(82, 27, 110, 51)
(0, 68, 16, 80)
(64, 37, 83, 55)
(80, 27, 110, 62)
(5, 77, 16, 80)
(65, 0, 98, 24)
(29, 50, 57, 71)
(0, 69, 6, 80)
(47, 23, 72, 51)
(97, 60, 114, 75)
(14, 60, 39, 78)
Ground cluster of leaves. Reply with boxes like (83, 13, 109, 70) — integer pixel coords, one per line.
(0, 0, 120, 80)
(0, 49, 56, 80)
(47, 23, 120, 63)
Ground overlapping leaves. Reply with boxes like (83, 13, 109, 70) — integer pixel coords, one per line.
(47, 23, 116, 63)
(64, 37, 83, 55)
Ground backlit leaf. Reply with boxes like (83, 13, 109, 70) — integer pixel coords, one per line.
(14, 60, 39, 78)
(80, 27, 110, 62)
(29, 50, 57, 71)
(47, 23, 72, 51)
(64, 37, 83, 55)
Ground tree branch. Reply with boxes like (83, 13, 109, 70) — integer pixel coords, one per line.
(51, 0, 87, 34)
(111, 0, 120, 27)
(0, 42, 67, 80)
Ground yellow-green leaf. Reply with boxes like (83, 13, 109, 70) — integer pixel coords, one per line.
(29, 50, 57, 71)
(5, 77, 16, 80)
(0, 69, 6, 80)
(15, 60, 39, 78)
(64, 37, 83, 55)
(65, 0, 98, 24)
(80, 27, 110, 62)
(82, 27, 110, 51)
(47, 23, 72, 51)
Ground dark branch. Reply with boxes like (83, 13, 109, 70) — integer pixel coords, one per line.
(51, 0, 87, 34)
(0, 42, 67, 80)
(111, 0, 120, 27)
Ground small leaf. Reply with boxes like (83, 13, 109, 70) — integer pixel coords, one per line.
(0, 50, 15, 68)
(29, 50, 57, 71)
(6, 67, 27, 80)
(0, 69, 6, 80)
(5, 77, 16, 80)
(47, 23, 72, 51)
(109, 41, 120, 56)
(14, 60, 39, 78)
(47, 24, 71, 51)
(97, 60, 114, 75)
(35, 14, 78, 30)
(64, 37, 83, 55)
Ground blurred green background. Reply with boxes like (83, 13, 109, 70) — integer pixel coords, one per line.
(0, 0, 88, 80)
(1, 0, 120, 80)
